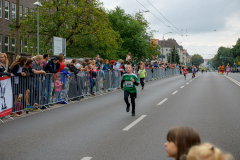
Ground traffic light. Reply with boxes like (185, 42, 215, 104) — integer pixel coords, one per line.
(220, 56, 221, 59)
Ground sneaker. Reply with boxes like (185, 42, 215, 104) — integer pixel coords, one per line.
(131, 113, 135, 116)
(26, 105, 34, 110)
(126, 105, 130, 112)
(61, 101, 67, 104)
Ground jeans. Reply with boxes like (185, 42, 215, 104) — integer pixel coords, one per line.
(90, 78, 95, 92)
(54, 90, 65, 102)
(99, 69, 105, 80)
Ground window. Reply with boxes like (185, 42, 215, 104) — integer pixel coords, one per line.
(0, 35, 2, 53)
(20, 39, 22, 53)
(20, 5, 22, 19)
(12, 3, 16, 19)
(24, 39, 27, 51)
(5, 36, 9, 52)
(12, 38, 15, 52)
(166, 49, 168, 51)
(25, 7, 28, 17)
(5, 1, 9, 20)
(0, 0, 2, 18)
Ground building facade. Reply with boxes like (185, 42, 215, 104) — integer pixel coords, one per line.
(0, 0, 35, 53)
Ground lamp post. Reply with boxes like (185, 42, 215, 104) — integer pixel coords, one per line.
(34, 1, 42, 55)
(162, 32, 172, 62)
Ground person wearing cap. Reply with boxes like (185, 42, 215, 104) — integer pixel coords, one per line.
(44, 56, 60, 73)
(109, 60, 115, 70)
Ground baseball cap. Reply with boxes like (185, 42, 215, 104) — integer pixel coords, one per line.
(111, 60, 115, 63)
(53, 56, 59, 60)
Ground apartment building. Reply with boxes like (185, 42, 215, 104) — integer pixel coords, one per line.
(0, 0, 35, 53)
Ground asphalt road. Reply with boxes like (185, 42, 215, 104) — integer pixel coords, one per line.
(1, 72, 240, 160)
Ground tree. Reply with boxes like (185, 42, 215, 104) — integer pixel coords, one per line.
(107, 7, 152, 60)
(232, 38, 240, 59)
(167, 46, 180, 64)
(10, 0, 121, 58)
(211, 47, 233, 68)
(191, 54, 204, 66)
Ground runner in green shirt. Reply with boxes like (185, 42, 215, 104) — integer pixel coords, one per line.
(121, 64, 139, 116)
(137, 65, 147, 90)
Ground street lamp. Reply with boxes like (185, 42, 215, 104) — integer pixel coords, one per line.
(34, 1, 42, 55)
(162, 32, 172, 62)
(139, 10, 150, 13)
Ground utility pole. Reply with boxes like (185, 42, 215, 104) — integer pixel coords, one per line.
(15, 0, 20, 57)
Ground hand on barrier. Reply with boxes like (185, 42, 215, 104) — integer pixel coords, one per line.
(21, 72, 26, 76)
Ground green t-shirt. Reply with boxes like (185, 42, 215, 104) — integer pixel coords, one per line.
(122, 73, 138, 93)
(139, 69, 146, 78)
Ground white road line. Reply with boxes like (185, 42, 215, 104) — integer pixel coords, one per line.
(123, 115, 147, 131)
(172, 91, 178, 95)
(157, 98, 168, 106)
(180, 86, 184, 88)
(190, 80, 192, 82)
(81, 157, 92, 160)
(186, 83, 189, 84)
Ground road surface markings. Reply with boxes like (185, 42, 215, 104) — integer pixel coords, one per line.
(172, 91, 178, 95)
(186, 83, 189, 84)
(180, 86, 184, 88)
(81, 157, 92, 160)
(157, 98, 168, 106)
(190, 80, 192, 82)
(123, 115, 147, 131)
(224, 76, 240, 86)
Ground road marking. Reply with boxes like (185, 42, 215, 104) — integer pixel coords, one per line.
(172, 91, 178, 95)
(190, 80, 192, 82)
(81, 157, 92, 160)
(224, 75, 240, 87)
(157, 98, 168, 106)
(123, 115, 147, 131)
(186, 83, 189, 84)
(180, 86, 184, 88)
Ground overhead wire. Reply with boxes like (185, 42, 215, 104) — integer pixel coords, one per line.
(136, 0, 195, 54)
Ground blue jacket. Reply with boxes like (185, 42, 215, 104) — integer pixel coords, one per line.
(103, 64, 109, 70)
(60, 70, 71, 84)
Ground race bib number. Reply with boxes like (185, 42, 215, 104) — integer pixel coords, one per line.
(125, 81, 133, 87)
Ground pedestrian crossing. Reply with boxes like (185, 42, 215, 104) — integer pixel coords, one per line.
(224, 75, 240, 87)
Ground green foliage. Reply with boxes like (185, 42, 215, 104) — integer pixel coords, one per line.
(191, 54, 204, 66)
(9, 0, 122, 58)
(211, 46, 233, 67)
(107, 7, 152, 60)
(231, 38, 240, 59)
(167, 46, 180, 64)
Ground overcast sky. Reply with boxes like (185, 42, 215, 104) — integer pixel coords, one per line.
(100, 0, 240, 59)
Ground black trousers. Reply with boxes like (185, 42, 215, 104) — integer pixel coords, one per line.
(124, 90, 137, 114)
(140, 78, 145, 87)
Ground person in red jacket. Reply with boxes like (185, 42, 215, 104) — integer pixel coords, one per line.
(58, 55, 66, 73)
(183, 66, 187, 80)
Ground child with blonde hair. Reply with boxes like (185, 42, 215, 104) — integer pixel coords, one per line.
(187, 143, 234, 160)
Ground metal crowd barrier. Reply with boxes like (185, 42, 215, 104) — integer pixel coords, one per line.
(8, 68, 179, 116)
